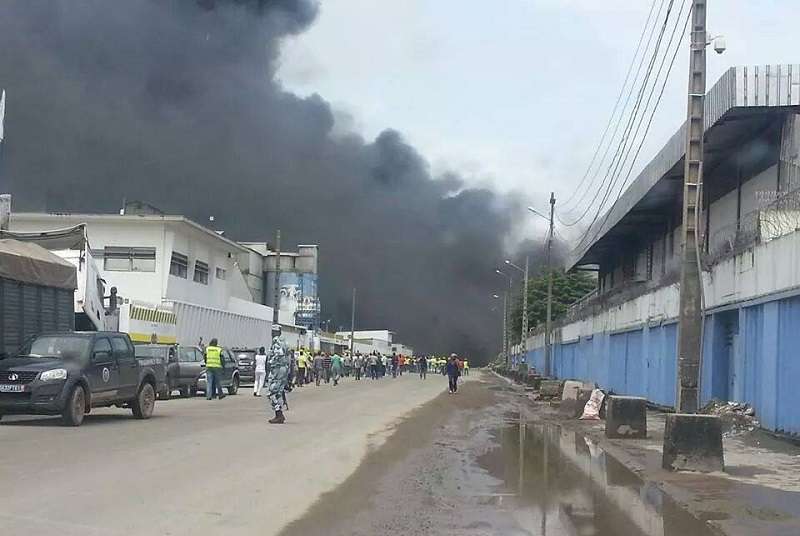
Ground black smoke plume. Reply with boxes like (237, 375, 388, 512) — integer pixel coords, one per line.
(0, 0, 525, 362)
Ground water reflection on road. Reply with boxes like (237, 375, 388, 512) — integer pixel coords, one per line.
(477, 417, 715, 536)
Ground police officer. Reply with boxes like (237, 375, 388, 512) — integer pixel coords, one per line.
(204, 338, 226, 400)
(267, 325, 289, 424)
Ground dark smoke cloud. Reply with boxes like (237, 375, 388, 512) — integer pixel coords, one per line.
(0, 0, 525, 362)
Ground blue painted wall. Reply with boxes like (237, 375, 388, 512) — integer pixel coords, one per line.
(533, 293, 800, 434)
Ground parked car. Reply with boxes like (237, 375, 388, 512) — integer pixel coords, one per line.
(0, 331, 159, 426)
(133, 344, 172, 399)
(233, 348, 258, 383)
(196, 348, 240, 396)
(134, 344, 205, 399)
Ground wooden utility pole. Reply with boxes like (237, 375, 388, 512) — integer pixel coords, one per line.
(676, 0, 707, 413)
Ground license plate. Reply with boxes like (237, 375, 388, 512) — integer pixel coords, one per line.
(0, 384, 25, 393)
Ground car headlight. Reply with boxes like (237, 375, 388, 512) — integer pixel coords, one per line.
(40, 368, 68, 381)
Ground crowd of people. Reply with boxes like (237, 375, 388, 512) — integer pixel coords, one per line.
(206, 325, 471, 424)
(273, 350, 469, 389)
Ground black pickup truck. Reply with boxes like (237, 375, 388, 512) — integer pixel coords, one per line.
(0, 331, 159, 426)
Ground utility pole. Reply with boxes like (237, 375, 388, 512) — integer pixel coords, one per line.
(544, 192, 555, 377)
(272, 229, 281, 326)
(350, 287, 356, 355)
(521, 255, 529, 364)
(676, 0, 707, 413)
(502, 290, 508, 367)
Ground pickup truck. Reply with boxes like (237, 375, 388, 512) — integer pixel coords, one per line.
(0, 331, 159, 426)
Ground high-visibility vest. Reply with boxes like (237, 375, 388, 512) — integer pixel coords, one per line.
(205, 346, 222, 368)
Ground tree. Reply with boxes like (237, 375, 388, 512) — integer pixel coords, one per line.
(509, 270, 596, 344)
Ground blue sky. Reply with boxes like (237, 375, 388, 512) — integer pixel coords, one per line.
(278, 0, 797, 215)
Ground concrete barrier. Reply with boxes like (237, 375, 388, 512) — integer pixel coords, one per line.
(605, 396, 647, 439)
(662, 414, 724, 472)
(539, 379, 563, 399)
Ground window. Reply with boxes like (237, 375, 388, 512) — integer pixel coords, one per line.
(193, 260, 209, 285)
(111, 337, 133, 360)
(92, 338, 112, 362)
(179, 347, 198, 362)
(215, 267, 226, 280)
(170, 252, 188, 278)
(103, 247, 156, 272)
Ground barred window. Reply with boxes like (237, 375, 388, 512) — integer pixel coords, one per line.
(169, 252, 188, 278)
(194, 260, 209, 285)
(215, 267, 226, 280)
(103, 247, 156, 272)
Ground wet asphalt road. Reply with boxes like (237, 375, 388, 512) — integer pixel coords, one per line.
(0, 371, 454, 536)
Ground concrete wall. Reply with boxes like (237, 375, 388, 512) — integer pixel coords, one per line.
(524, 227, 800, 434)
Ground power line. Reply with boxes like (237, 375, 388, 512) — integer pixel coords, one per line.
(567, 0, 681, 243)
(558, 0, 671, 226)
(558, 0, 661, 211)
(574, 1, 692, 252)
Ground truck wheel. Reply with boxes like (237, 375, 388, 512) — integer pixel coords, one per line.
(228, 375, 240, 396)
(132, 382, 156, 419)
(159, 378, 172, 400)
(62, 385, 86, 426)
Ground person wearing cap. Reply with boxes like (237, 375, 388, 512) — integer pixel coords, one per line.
(266, 325, 290, 424)
(446, 354, 461, 394)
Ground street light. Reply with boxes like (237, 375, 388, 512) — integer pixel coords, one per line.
(505, 258, 530, 369)
(495, 269, 513, 368)
(528, 194, 556, 377)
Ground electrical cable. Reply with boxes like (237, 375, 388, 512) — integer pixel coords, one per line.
(573, 2, 692, 252)
(559, 0, 674, 227)
(558, 0, 662, 212)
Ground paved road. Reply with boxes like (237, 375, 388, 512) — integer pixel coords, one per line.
(0, 371, 458, 536)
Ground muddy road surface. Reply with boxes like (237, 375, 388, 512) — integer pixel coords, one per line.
(282, 372, 715, 536)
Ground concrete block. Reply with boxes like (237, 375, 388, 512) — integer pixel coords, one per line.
(662, 414, 724, 472)
(560, 388, 593, 418)
(605, 396, 647, 439)
(539, 380, 563, 398)
(562, 380, 583, 401)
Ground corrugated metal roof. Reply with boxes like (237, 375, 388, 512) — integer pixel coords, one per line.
(568, 64, 800, 269)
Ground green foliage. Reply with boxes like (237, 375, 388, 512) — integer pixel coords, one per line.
(509, 270, 596, 344)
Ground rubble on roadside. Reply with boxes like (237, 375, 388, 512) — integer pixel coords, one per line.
(700, 399, 759, 437)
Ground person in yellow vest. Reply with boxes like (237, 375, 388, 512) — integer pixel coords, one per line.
(204, 338, 226, 400)
(296, 349, 308, 387)
(463, 359, 470, 376)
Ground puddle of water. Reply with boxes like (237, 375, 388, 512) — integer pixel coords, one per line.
(476, 420, 717, 536)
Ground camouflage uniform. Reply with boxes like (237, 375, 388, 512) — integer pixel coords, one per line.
(267, 335, 289, 412)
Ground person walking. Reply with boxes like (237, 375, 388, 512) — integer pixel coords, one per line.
(331, 352, 343, 386)
(267, 325, 290, 424)
(369, 352, 378, 380)
(418, 355, 428, 380)
(204, 338, 226, 400)
(296, 349, 308, 387)
(353, 353, 363, 380)
(253, 346, 268, 396)
(344, 352, 353, 378)
(313, 351, 324, 386)
(463, 359, 470, 376)
(391, 353, 399, 378)
(446, 354, 461, 394)
(322, 352, 332, 384)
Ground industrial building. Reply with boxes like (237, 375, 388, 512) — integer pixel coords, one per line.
(8, 209, 318, 350)
(519, 65, 800, 434)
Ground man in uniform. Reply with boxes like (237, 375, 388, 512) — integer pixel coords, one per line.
(204, 338, 226, 400)
(267, 325, 290, 424)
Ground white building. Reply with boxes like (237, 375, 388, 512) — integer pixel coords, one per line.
(8, 212, 296, 349)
